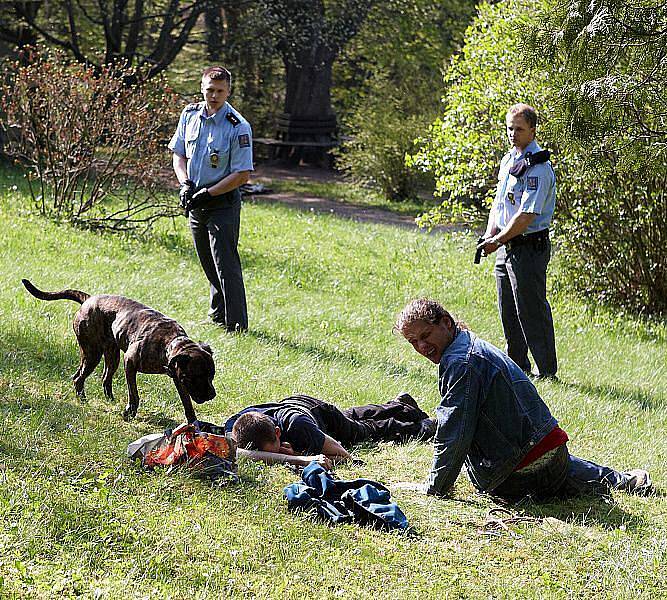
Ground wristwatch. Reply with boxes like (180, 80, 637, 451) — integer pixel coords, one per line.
(491, 236, 505, 246)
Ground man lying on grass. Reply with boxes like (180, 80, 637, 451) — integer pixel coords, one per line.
(394, 298, 653, 501)
(226, 393, 435, 469)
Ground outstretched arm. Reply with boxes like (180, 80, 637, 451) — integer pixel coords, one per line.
(237, 448, 333, 470)
(321, 434, 353, 460)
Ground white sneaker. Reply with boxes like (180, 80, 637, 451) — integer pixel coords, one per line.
(621, 469, 653, 495)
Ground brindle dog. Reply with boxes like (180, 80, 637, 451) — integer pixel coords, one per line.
(22, 279, 216, 422)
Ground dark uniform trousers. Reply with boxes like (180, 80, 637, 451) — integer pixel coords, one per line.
(494, 237, 557, 376)
(189, 193, 248, 330)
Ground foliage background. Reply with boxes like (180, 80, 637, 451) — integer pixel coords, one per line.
(333, 0, 476, 200)
(410, 0, 667, 313)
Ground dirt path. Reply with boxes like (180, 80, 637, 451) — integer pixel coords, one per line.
(248, 163, 452, 231)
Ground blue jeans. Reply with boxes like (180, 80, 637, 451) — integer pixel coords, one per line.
(492, 444, 629, 501)
(561, 453, 627, 497)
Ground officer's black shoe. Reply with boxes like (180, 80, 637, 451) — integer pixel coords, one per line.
(210, 320, 247, 334)
(226, 324, 247, 334)
(528, 370, 559, 382)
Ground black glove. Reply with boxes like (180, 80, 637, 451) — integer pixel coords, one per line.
(179, 179, 195, 216)
(187, 187, 214, 212)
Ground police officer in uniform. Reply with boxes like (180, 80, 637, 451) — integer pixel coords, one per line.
(169, 66, 253, 331)
(479, 103, 557, 378)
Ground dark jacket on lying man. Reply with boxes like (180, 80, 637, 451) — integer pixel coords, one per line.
(224, 393, 435, 457)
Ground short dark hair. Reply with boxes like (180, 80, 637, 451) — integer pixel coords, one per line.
(231, 411, 277, 450)
(507, 103, 537, 128)
(394, 298, 466, 334)
(201, 66, 232, 88)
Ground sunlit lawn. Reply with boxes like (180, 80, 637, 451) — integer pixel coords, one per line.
(0, 166, 665, 599)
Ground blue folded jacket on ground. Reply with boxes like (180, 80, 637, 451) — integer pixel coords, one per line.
(283, 461, 409, 531)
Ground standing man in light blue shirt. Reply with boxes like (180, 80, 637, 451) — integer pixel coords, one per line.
(479, 103, 557, 378)
(169, 66, 253, 332)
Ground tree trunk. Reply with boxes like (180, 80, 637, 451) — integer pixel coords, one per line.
(205, 0, 225, 61)
(280, 45, 337, 165)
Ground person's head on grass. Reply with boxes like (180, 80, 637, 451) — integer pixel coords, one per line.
(232, 411, 283, 453)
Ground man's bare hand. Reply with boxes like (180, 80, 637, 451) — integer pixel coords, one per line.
(312, 454, 334, 470)
(478, 237, 501, 256)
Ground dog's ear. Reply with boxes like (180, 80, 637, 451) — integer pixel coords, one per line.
(198, 342, 214, 356)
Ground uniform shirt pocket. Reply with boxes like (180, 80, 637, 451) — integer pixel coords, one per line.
(206, 137, 229, 169)
(508, 182, 523, 205)
(185, 122, 200, 159)
(207, 133, 230, 171)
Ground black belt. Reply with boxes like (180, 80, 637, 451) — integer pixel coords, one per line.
(197, 188, 241, 212)
(505, 229, 549, 249)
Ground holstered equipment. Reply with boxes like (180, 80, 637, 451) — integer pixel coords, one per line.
(509, 149, 551, 178)
(186, 187, 241, 213)
(505, 229, 549, 251)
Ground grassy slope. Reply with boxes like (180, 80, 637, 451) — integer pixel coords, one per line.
(0, 168, 666, 599)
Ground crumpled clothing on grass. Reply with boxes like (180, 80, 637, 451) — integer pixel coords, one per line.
(284, 461, 408, 530)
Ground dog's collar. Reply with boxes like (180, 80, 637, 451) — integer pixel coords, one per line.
(166, 335, 190, 360)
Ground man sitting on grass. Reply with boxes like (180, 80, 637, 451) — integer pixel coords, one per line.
(226, 393, 435, 469)
(393, 298, 653, 500)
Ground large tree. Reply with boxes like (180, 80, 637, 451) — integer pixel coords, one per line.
(0, 0, 210, 78)
(264, 0, 375, 118)
(250, 0, 379, 161)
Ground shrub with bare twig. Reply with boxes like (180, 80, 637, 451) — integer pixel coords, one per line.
(1, 46, 180, 232)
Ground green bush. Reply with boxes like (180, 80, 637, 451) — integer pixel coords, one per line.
(334, 0, 475, 201)
(408, 0, 667, 314)
(336, 74, 434, 201)
(407, 0, 555, 226)
(530, 0, 667, 313)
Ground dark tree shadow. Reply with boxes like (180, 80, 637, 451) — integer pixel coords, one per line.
(135, 411, 181, 431)
(499, 493, 651, 532)
(557, 379, 665, 412)
(2, 325, 78, 385)
(247, 328, 413, 378)
(2, 324, 188, 430)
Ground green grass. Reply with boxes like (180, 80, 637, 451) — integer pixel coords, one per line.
(1, 165, 666, 599)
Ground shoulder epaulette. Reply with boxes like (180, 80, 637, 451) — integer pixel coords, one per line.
(185, 102, 202, 112)
(226, 112, 240, 126)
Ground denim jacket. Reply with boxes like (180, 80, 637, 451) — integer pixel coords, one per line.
(426, 329, 557, 495)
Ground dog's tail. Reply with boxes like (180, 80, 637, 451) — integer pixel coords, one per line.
(22, 279, 90, 304)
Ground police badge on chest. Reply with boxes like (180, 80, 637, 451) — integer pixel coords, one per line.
(209, 149, 219, 168)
